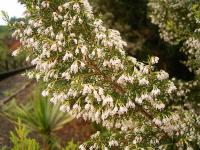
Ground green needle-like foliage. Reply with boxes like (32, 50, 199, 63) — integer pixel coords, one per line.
(3, 85, 73, 150)
(10, 120, 40, 150)
(10, 0, 200, 149)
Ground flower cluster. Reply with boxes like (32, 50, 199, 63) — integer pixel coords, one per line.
(12, 0, 200, 149)
(148, 0, 200, 75)
(148, 0, 200, 102)
(149, 1, 200, 149)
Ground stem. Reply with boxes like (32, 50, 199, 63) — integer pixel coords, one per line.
(84, 57, 171, 138)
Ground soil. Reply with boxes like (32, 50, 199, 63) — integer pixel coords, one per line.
(0, 74, 94, 148)
(57, 119, 95, 146)
(0, 74, 36, 147)
(0, 74, 29, 100)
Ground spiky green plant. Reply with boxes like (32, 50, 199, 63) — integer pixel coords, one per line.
(2, 85, 73, 150)
(10, 0, 200, 149)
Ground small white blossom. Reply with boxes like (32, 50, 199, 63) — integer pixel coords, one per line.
(41, 1, 49, 8)
(70, 61, 79, 74)
(83, 85, 93, 95)
(103, 96, 113, 106)
(63, 2, 70, 9)
(167, 82, 177, 94)
(62, 72, 71, 80)
(157, 70, 169, 80)
(42, 89, 49, 97)
(153, 118, 162, 126)
(51, 43, 58, 51)
(79, 144, 86, 150)
(150, 56, 159, 64)
(109, 140, 119, 147)
(155, 103, 165, 110)
(58, 6, 63, 12)
(63, 52, 73, 61)
(139, 78, 149, 85)
(118, 106, 128, 115)
(73, 3, 80, 13)
(12, 50, 20, 56)
(80, 45, 88, 56)
(135, 96, 143, 104)
(151, 88, 161, 96)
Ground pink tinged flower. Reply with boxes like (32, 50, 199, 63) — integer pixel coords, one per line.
(80, 45, 88, 56)
(25, 27, 33, 36)
(140, 65, 149, 74)
(94, 19, 103, 27)
(135, 96, 143, 104)
(151, 88, 161, 96)
(117, 75, 126, 85)
(12, 50, 20, 56)
(93, 90, 101, 102)
(80, 62, 86, 69)
(56, 32, 64, 41)
(79, 144, 86, 150)
(111, 106, 118, 115)
(58, 6, 63, 12)
(41, 1, 49, 8)
(95, 110, 101, 120)
(126, 101, 135, 109)
(73, 3, 80, 13)
(98, 87, 104, 96)
(61, 72, 71, 80)
(153, 118, 162, 126)
(63, 52, 73, 61)
(167, 82, 177, 94)
(155, 103, 165, 110)
(103, 96, 113, 106)
(157, 70, 169, 80)
(103, 60, 111, 67)
(84, 103, 91, 111)
(108, 140, 119, 147)
(63, 2, 70, 9)
(118, 106, 128, 115)
(82, 85, 92, 95)
(42, 90, 49, 97)
(51, 43, 58, 51)
(70, 62, 79, 74)
(139, 78, 149, 85)
(96, 48, 103, 58)
(150, 56, 159, 64)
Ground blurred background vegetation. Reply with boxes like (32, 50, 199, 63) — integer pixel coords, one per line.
(91, 0, 194, 81)
(0, 17, 27, 74)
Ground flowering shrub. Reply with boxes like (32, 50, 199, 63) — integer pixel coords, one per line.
(90, 0, 148, 54)
(12, 0, 199, 149)
(148, 0, 200, 113)
(148, 0, 200, 75)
